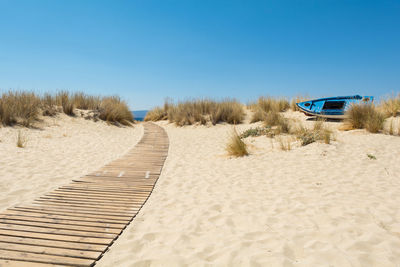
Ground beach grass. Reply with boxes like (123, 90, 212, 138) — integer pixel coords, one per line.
(145, 99, 245, 126)
(0, 90, 134, 127)
(380, 94, 400, 117)
(248, 97, 289, 123)
(0, 91, 41, 127)
(226, 128, 249, 157)
(345, 103, 385, 133)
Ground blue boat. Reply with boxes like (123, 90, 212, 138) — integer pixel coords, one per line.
(296, 95, 374, 119)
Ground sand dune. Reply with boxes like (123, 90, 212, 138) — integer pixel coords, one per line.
(98, 112, 400, 266)
(0, 113, 143, 212)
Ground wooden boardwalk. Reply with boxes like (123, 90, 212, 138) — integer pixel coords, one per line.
(0, 123, 169, 267)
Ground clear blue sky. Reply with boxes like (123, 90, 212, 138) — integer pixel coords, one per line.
(0, 0, 399, 109)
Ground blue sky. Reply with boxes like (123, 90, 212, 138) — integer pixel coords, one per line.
(0, 0, 399, 109)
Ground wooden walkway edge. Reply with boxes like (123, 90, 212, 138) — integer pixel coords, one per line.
(0, 122, 169, 267)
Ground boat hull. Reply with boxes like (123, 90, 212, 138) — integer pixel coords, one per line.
(296, 95, 373, 119)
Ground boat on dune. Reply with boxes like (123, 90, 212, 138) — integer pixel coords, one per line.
(296, 95, 374, 119)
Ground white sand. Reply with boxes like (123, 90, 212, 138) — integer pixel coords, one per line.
(98, 112, 400, 267)
(0, 113, 143, 212)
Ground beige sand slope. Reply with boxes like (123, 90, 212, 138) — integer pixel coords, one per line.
(0, 113, 143, 212)
(98, 112, 400, 267)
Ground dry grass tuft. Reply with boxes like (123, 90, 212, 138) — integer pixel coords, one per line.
(16, 130, 27, 148)
(249, 97, 289, 122)
(380, 94, 400, 117)
(264, 110, 291, 134)
(73, 92, 101, 110)
(277, 136, 292, 151)
(99, 96, 134, 125)
(144, 107, 167, 121)
(345, 104, 384, 133)
(295, 121, 332, 146)
(56, 91, 75, 116)
(0, 91, 41, 127)
(226, 128, 249, 157)
(145, 99, 245, 126)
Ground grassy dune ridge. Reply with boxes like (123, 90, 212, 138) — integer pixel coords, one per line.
(145, 99, 245, 126)
(0, 91, 134, 127)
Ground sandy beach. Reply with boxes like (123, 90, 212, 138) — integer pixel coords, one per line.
(1, 111, 400, 266)
(0, 113, 143, 212)
(97, 111, 400, 266)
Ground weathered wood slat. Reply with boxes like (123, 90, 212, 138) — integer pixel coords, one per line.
(0, 236, 107, 251)
(0, 249, 94, 267)
(0, 123, 168, 266)
(0, 218, 121, 234)
(0, 242, 101, 259)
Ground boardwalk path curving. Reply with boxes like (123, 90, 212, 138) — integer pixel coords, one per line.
(0, 122, 169, 267)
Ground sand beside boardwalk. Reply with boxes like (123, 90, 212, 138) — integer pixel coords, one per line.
(98, 112, 400, 267)
(0, 113, 143, 212)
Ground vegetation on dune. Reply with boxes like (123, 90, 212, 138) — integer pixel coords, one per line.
(0, 90, 134, 127)
(295, 120, 332, 146)
(248, 97, 290, 123)
(145, 99, 245, 126)
(226, 128, 248, 157)
(345, 103, 385, 133)
(98, 96, 134, 125)
(0, 91, 41, 127)
(380, 94, 400, 117)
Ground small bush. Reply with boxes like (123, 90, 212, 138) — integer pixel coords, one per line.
(56, 91, 75, 116)
(250, 108, 267, 123)
(264, 110, 291, 134)
(99, 96, 134, 125)
(346, 104, 384, 133)
(365, 111, 385, 133)
(226, 129, 249, 157)
(0, 91, 40, 126)
(249, 97, 290, 122)
(380, 94, 400, 117)
(73, 92, 101, 110)
(277, 136, 292, 151)
(240, 127, 270, 138)
(144, 107, 167, 121)
(295, 121, 332, 146)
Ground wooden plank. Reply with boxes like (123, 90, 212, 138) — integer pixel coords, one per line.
(34, 198, 143, 209)
(54, 189, 151, 198)
(0, 236, 106, 251)
(0, 229, 113, 245)
(32, 201, 140, 213)
(0, 249, 94, 267)
(10, 206, 133, 220)
(56, 187, 153, 195)
(0, 242, 101, 259)
(17, 204, 136, 219)
(0, 218, 121, 235)
(0, 259, 58, 267)
(0, 214, 128, 228)
(44, 192, 148, 202)
(0, 224, 117, 239)
(40, 195, 147, 204)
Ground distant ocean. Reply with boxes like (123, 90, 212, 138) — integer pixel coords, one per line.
(131, 110, 148, 121)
